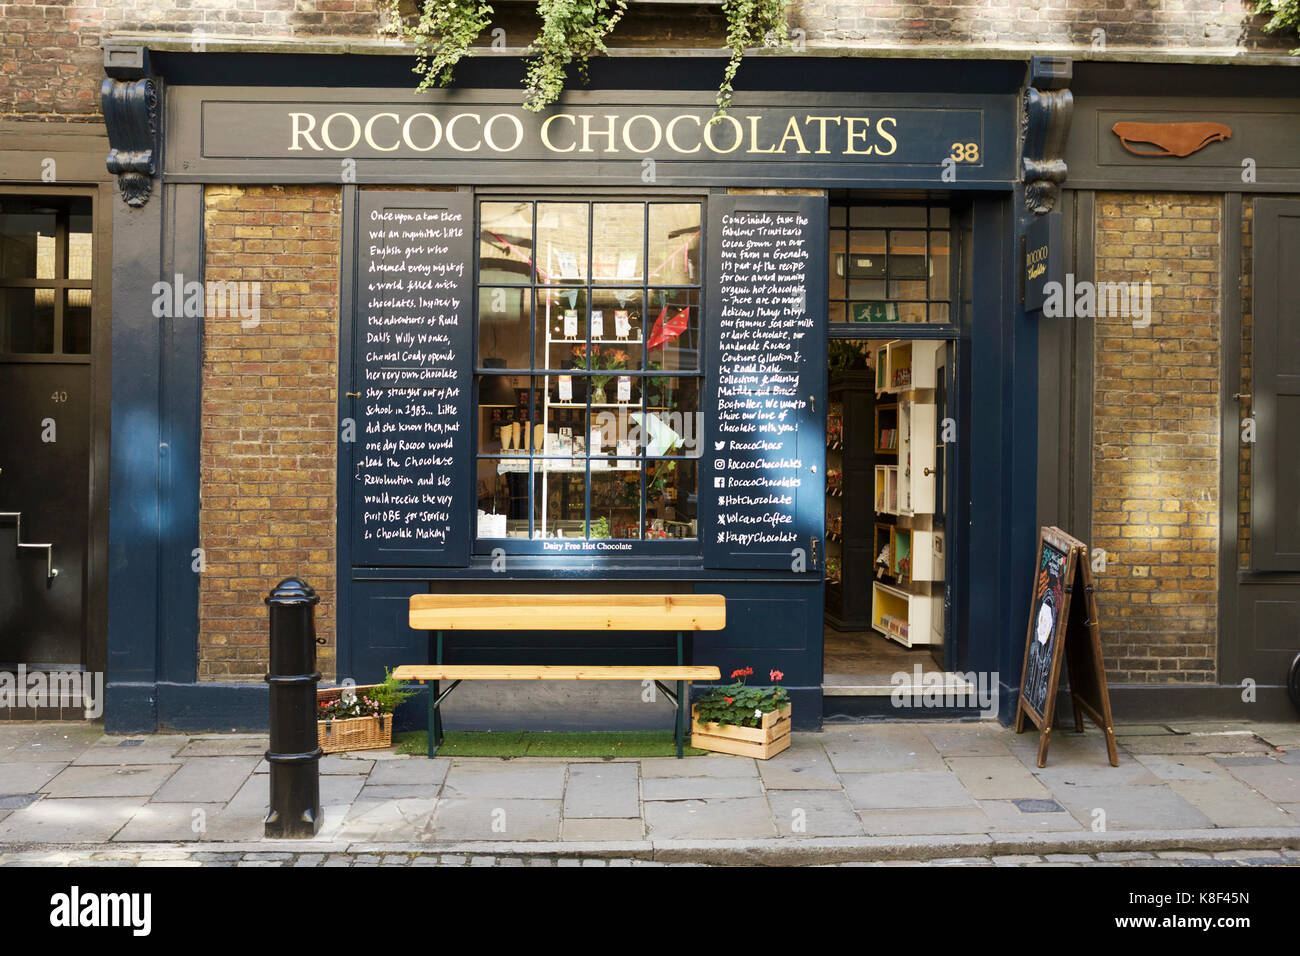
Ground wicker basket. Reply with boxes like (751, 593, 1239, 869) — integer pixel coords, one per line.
(317, 684, 394, 754)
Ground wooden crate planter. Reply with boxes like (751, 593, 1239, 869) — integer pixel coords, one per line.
(690, 703, 792, 759)
(317, 685, 394, 754)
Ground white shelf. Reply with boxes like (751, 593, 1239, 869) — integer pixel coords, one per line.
(872, 581, 936, 648)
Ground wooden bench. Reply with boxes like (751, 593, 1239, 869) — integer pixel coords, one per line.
(394, 594, 724, 759)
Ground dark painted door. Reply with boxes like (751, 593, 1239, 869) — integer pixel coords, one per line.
(1231, 198, 1300, 690)
(0, 195, 93, 668)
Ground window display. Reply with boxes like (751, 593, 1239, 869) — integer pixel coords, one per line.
(475, 198, 703, 545)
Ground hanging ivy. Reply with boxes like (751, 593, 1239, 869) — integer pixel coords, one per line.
(716, 0, 789, 115)
(383, 0, 495, 92)
(1253, 0, 1300, 51)
(384, 0, 794, 112)
(523, 0, 630, 111)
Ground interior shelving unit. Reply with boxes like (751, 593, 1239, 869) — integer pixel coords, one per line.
(824, 371, 876, 630)
(871, 339, 945, 648)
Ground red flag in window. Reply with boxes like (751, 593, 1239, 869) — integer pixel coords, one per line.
(647, 306, 690, 350)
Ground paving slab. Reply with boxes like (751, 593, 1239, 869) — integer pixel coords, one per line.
(560, 818, 645, 842)
(639, 755, 756, 778)
(1113, 724, 1176, 737)
(856, 806, 991, 836)
(338, 799, 440, 842)
(152, 756, 260, 804)
(0, 796, 147, 842)
(642, 774, 763, 800)
(1031, 760, 1163, 791)
(822, 725, 945, 772)
(430, 798, 561, 842)
(1052, 784, 1214, 830)
(767, 789, 865, 838)
(72, 736, 188, 766)
(1132, 753, 1232, 782)
(319, 755, 375, 775)
(920, 722, 1013, 757)
(977, 799, 1085, 833)
(0, 762, 67, 793)
(1219, 762, 1300, 804)
(1121, 734, 1273, 756)
(643, 796, 777, 840)
(356, 785, 437, 800)
(564, 763, 640, 819)
(366, 758, 450, 787)
(441, 762, 567, 800)
(42, 763, 178, 798)
(1168, 778, 1300, 829)
(174, 736, 268, 758)
(320, 774, 367, 806)
(842, 771, 976, 810)
(945, 756, 1049, 799)
(114, 803, 228, 842)
(0, 724, 101, 761)
(757, 739, 841, 790)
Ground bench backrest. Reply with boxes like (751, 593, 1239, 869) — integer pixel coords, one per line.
(409, 594, 726, 632)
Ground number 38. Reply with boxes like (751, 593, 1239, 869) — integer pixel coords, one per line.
(950, 142, 980, 163)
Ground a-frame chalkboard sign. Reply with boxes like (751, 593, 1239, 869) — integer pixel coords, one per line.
(1014, 527, 1119, 768)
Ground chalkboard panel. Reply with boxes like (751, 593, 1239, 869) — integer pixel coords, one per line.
(351, 190, 473, 567)
(1021, 528, 1072, 721)
(701, 194, 827, 571)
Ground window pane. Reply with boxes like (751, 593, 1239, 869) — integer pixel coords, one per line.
(536, 285, 589, 369)
(64, 288, 91, 354)
(476, 458, 527, 537)
(930, 231, 951, 300)
(829, 301, 847, 324)
(637, 377, 700, 457)
(0, 287, 55, 353)
(852, 206, 926, 227)
(590, 288, 644, 369)
(478, 377, 529, 454)
(847, 230, 886, 277)
(477, 286, 531, 369)
(589, 469, 641, 539)
(648, 203, 700, 286)
(69, 209, 93, 280)
(645, 458, 696, 538)
(479, 201, 533, 284)
(536, 202, 587, 283)
(646, 288, 700, 371)
(0, 198, 56, 280)
(532, 464, 587, 540)
(592, 202, 644, 283)
(828, 229, 846, 300)
(888, 230, 929, 279)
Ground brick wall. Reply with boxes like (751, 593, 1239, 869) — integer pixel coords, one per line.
(199, 184, 341, 681)
(1092, 192, 1221, 684)
(2, 1, 1292, 122)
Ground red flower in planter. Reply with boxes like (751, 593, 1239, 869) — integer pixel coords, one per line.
(770, 670, 784, 682)
(724, 696, 733, 704)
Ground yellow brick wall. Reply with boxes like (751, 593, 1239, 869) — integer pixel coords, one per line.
(199, 184, 341, 681)
(1092, 193, 1220, 684)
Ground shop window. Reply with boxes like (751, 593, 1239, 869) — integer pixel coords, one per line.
(0, 195, 93, 356)
(828, 204, 951, 325)
(475, 198, 702, 545)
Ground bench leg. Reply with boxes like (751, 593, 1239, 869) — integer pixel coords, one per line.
(675, 680, 685, 759)
(431, 686, 441, 759)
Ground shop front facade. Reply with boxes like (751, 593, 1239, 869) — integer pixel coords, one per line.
(2, 23, 1298, 732)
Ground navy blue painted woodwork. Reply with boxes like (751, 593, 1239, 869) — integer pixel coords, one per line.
(350, 190, 474, 567)
(701, 194, 828, 572)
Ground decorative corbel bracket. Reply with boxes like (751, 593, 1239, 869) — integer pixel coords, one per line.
(101, 45, 160, 208)
(1021, 56, 1073, 215)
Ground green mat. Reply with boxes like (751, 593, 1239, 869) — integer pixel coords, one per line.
(393, 730, 706, 758)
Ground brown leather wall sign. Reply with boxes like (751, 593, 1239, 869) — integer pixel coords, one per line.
(1111, 121, 1232, 158)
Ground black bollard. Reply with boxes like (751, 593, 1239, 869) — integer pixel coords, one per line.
(263, 576, 322, 838)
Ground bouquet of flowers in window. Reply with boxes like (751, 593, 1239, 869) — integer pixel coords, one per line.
(571, 344, 631, 404)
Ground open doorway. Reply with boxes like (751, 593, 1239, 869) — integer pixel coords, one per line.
(821, 200, 963, 699)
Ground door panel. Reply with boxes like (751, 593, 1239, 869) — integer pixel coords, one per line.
(0, 362, 89, 666)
